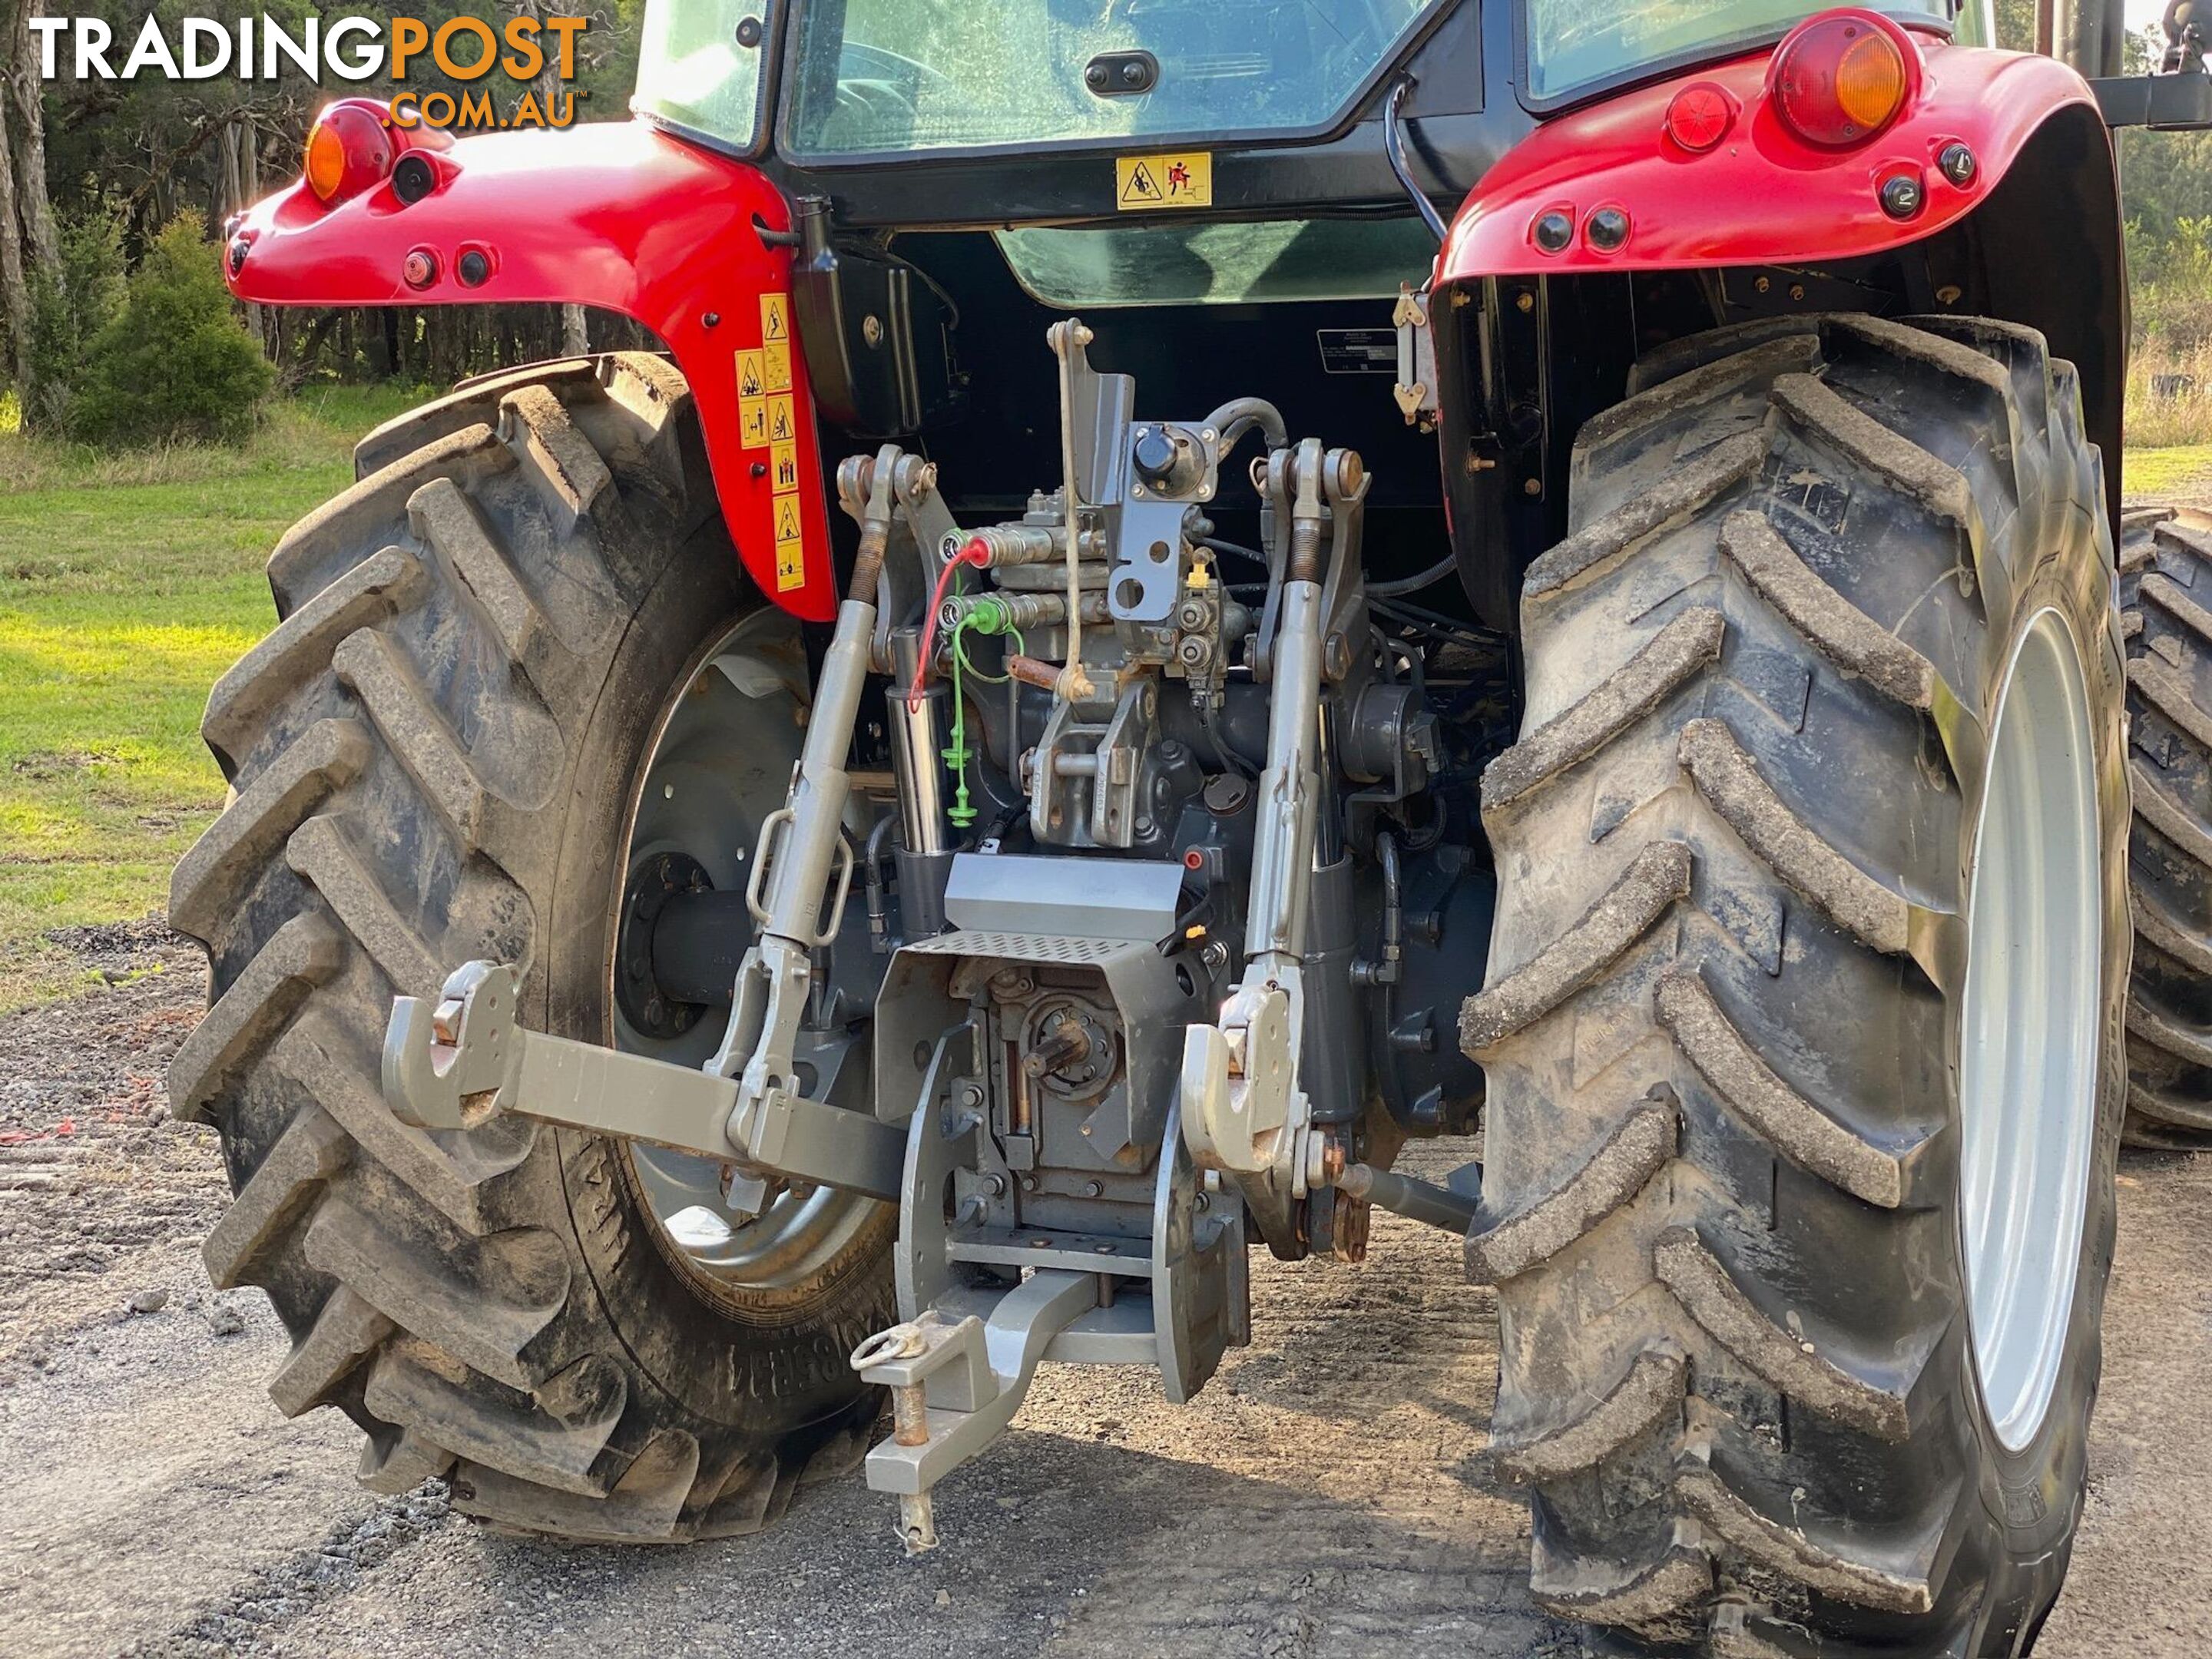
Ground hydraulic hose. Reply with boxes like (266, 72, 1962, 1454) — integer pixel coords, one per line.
(1201, 396, 1289, 458)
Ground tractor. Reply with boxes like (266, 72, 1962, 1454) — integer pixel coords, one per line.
(174, 0, 2210, 1650)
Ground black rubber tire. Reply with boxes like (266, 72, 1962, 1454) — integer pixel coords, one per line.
(1462, 316, 2127, 1655)
(168, 353, 894, 1540)
(2117, 504, 2212, 1147)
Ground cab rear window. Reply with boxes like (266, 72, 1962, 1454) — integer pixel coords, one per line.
(785, 0, 1439, 159)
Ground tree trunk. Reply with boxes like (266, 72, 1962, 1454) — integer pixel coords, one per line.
(236, 120, 263, 349)
(6, 0, 55, 270)
(0, 76, 30, 400)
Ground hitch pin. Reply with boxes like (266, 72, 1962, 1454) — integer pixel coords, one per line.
(850, 1323, 936, 1554)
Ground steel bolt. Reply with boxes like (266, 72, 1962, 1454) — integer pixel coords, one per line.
(1522, 476, 1542, 497)
(1515, 290, 1534, 313)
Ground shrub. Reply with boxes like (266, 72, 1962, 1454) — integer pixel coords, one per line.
(71, 210, 273, 448)
(22, 200, 126, 437)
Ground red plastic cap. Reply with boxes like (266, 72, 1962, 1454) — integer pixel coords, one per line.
(305, 100, 393, 205)
(1666, 82, 1735, 151)
(1770, 13, 1911, 147)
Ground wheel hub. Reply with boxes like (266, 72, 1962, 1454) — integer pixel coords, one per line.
(1958, 606, 2101, 1452)
(609, 609, 879, 1298)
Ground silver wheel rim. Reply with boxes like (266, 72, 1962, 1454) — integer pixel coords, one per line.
(610, 608, 878, 1294)
(1958, 605, 2101, 1452)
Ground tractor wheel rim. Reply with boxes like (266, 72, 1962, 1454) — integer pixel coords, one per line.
(611, 608, 877, 1296)
(1957, 604, 2101, 1453)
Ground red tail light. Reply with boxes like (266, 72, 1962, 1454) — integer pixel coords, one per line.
(1770, 13, 1911, 147)
(304, 101, 394, 205)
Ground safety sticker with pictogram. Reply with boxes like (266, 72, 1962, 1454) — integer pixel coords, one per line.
(1116, 151, 1210, 210)
(767, 394, 796, 443)
(736, 349, 766, 398)
(761, 292, 790, 342)
(773, 492, 805, 591)
(763, 339, 792, 394)
(770, 440, 800, 492)
(740, 396, 769, 449)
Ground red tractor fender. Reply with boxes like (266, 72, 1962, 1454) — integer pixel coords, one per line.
(227, 118, 838, 621)
(1438, 22, 2103, 280)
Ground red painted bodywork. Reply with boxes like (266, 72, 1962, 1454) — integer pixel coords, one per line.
(1439, 14, 2101, 283)
(225, 118, 836, 621)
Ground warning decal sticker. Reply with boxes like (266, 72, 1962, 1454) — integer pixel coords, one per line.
(1116, 152, 1211, 211)
(760, 292, 790, 342)
(773, 489, 805, 591)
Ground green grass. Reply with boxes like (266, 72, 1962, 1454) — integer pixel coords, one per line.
(0, 384, 426, 1008)
(2125, 443, 2212, 502)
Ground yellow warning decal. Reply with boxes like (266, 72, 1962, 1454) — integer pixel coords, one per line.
(760, 291, 790, 343)
(773, 490, 806, 591)
(736, 349, 766, 399)
(762, 339, 792, 395)
(1116, 151, 1210, 211)
(773, 493, 804, 544)
(770, 439, 800, 492)
(767, 393, 796, 444)
(739, 396, 769, 449)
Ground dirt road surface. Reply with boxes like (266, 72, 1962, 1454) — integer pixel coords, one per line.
(2, 927, 2206, 1658)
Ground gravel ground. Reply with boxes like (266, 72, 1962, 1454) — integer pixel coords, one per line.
(0, 925, 2205, 1658)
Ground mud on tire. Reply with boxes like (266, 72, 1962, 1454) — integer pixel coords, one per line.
(2118, 505, 2212, 1147)
(1464, 317, 2127, 1654)
(168, 354, 893, 1539)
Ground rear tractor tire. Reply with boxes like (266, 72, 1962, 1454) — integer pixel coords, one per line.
(1465, 316, 2126, 1655)
(167, 353, 894, 1540)
(2117, 504, 2212, 1147)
